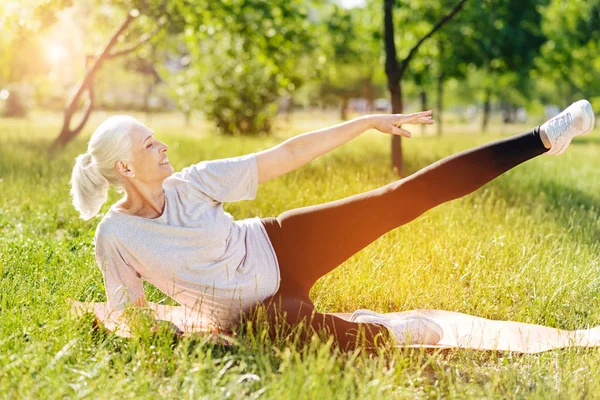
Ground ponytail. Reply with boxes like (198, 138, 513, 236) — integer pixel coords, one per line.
(70, 152, 109, 220)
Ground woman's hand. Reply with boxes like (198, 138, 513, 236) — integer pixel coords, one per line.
(366, 110, 435, 138)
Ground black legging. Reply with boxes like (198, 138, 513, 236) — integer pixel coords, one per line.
(260, 127, 548, 301)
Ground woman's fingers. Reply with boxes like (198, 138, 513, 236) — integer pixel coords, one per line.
(400, 116, 435, 125)
(391, 126, 412, 138)
(372, 111, 432, 136)
(404, 110, 433, 119)
(397, 110, 433, 124)
(416, 116, 435, 124)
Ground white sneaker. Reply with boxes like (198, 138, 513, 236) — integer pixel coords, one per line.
(350, 309, 443, 345)
(541, 99, 595, 155)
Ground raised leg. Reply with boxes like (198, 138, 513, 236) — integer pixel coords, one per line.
(261, 128, 548, 298)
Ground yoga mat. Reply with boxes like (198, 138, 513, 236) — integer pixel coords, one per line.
(331, 310, 600, 353)
(69, 300, 600, 353)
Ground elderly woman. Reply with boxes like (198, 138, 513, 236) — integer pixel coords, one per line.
(71, 100, 594, 350)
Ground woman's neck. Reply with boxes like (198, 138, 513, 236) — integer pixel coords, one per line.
(115, 182, 166, 218)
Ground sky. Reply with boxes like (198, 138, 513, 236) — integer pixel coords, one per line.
(338, 0, 367, 8)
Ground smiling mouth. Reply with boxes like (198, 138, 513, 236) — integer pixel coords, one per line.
(158, 159, 170, 166)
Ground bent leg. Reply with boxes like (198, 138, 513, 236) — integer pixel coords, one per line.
(262, 128, 548, 297)
(246, 295, 391, 351)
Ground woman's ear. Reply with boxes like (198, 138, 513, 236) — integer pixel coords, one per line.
(116, 160, 134, 178)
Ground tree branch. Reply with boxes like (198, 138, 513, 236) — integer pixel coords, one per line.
(69, 84, 95, 141)
(63, 10, 139, 117)
(106, 22, 165, 59)
(50, 10, 140, 153)
(399, 0, 469, 75)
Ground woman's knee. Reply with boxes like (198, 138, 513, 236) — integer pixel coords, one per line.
(245, 295, 316, 341)
(264, 296, 315, 324)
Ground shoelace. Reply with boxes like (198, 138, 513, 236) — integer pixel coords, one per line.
(547, 112, 573, 139)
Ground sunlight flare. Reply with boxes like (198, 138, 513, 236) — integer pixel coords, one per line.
(46, 43, 67, 65)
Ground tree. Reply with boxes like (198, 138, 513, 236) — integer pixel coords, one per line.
(426, 21, 475, 136)
(45, 0, 317, 140)
(50, 9, 165, 151)
(384, 0, 469, 176)
(44, 0, 314, 148)
(172, 0, 316, 136)
(535, 0, 600, 109)
(316, 3, 384, 120)
(453, 0, 546, 131)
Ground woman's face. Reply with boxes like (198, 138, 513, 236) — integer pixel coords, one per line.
(126, 123, 174, 183)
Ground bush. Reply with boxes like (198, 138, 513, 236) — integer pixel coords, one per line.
(3, 91, 28, 118)
(201, 55, 282, 136)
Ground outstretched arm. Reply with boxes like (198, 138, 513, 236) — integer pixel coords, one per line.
(255, 112, 434, 184)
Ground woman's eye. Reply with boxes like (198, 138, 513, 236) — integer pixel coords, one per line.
(146, 143, 153, 148)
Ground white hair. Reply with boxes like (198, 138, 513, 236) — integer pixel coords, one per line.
(70, 116, 137, 220)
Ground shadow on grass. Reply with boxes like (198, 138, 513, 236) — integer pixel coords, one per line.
(491, 177, 600, 252)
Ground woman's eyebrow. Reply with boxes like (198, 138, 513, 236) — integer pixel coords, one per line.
(142, 132, 155, 144)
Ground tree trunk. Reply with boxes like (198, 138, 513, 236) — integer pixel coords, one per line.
(437, 75, 444, 136)
(364, 76, 375, 113)
(420, 90, 428, 135)
(3, 90, 28, 118)
(437, 40, 444, 136)
(340, 97, 349, 121)
(52, 76, 95, 150)
(390, 82, 404, 176)
(500, 101, 517, 124)
(482, 87, 491, 133)
(144, 81, 154, 120)
(384, 0, 404, 176)
(285, 96, 294, 123)
(384, 0, 469, 176)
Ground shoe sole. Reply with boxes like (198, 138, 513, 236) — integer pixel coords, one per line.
(583, 101, 596, 133)
(413, 316, 443, 344)
(351, 310, 443, 345)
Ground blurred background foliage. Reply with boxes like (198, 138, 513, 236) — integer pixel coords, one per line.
(1, 0, 599, 137)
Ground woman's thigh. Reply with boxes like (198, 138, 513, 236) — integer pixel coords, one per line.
(261, 179, 413, 298)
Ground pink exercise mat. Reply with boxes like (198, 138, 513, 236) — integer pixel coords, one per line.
(69, 300, 600, 353)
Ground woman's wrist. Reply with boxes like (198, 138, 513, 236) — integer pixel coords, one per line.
(357, 115, 375, 131)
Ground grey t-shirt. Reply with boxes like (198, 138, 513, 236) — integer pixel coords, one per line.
(94, 153, 280, 329)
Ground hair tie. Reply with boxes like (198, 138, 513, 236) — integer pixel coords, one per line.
(83, 152, 96, 170)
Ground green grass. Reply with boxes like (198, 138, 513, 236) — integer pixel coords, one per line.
(1, 111, 600, 398)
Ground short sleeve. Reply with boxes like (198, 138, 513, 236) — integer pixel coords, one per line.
(177, 153, 258, 203)
(95, 233, 145, 313)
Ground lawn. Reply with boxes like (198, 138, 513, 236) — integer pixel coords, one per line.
(1, 111, 600, 398)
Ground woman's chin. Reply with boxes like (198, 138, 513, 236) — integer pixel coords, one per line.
(153, 169, 173, 182)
